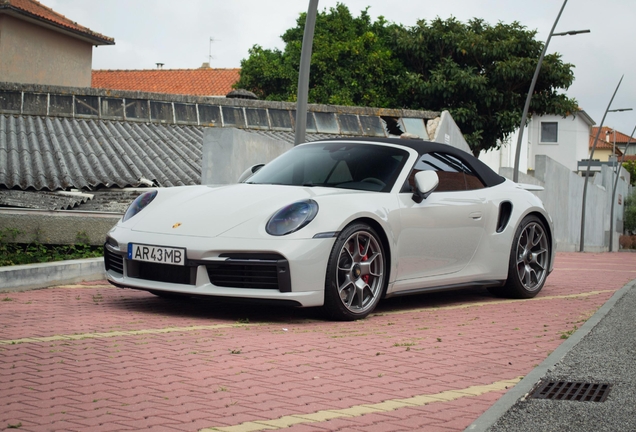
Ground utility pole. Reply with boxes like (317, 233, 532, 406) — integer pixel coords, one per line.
(580, 76, 624, 252)
(294, 0, 319, 146)
(609, 124, 635, 251)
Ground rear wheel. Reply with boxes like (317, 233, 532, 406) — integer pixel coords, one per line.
(323, 223, 387, 321)
(489, 215, 550, 299)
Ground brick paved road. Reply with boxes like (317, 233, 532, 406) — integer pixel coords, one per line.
(1, 252, 635, 432)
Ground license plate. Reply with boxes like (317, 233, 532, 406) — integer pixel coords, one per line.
(128, 243, 186, 266)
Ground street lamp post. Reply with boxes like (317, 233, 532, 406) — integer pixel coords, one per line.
(579, 76, 626, 252)
(609, 122, 635, 252)
(512, 0, 590, 182)
(294, 0, 319, 146)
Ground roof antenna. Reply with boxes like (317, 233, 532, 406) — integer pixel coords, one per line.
(203, 37, 221, 68)
(208, 37, 215, 65)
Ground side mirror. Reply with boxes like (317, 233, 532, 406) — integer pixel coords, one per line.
(237, 164, 265, 183)
(412, 171, 439, 203)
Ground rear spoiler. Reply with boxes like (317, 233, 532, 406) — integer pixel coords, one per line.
(517, 183, 544, 192)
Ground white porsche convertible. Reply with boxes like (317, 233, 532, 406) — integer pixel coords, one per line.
(104, 138, 554, 320)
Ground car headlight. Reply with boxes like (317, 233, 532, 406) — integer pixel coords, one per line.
(266, 200, 319, 236)
(122, 190, 158, 222)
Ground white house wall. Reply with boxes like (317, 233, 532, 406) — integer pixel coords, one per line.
(479, 114, 592, 175)
(479, 128, 527, 174)
(527, 114, 590, 172)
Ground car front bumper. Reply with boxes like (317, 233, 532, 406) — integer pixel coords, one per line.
(104, 227, 336, 307)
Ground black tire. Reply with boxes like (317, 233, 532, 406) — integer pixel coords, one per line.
(489, 215, 550, 299)
(323, 223, 387, 321)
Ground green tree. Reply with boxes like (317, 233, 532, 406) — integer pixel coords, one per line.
(624, 192, 636, 234)
(391, 17, 578, 155)
(235, 4, 405, 107)
(622, 160, 636, 186)
(236, 4, 578, 156)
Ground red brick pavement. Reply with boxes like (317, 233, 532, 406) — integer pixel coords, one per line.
(1, 252, 635, 431)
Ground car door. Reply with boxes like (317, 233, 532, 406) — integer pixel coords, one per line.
(395, 151, 488, 281)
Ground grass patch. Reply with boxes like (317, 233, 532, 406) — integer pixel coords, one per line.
(560, 325, 578, 339)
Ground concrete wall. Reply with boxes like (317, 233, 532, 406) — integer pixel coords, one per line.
(201, 128, 293, 185)
(431, 111, 472, 155)
(0, 209, 119, 245)
(0, 258, 105, 291)
(0, 15, 93, 87)
(501, 155, 630, 252)
(201, 111, 473, 185)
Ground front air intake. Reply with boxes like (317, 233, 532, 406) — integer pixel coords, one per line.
(205, 254, 291, 292)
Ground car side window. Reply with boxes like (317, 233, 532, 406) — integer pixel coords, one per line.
(406, 152, 485, 192)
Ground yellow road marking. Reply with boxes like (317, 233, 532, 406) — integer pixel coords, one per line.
(199, 377, 522, 432)
(0, 323, 248, 345)
(0, 290, 613, 346)
(377, 290, 614, 316)
(557, 268, 636, 272)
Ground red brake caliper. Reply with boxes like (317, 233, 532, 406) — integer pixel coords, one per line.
(360, 242, 369, 284)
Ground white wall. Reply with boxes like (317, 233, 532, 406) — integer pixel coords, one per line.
(479, 128, 527, 174)
(527, 114, 590, 172)
(479, 114, 592, 175)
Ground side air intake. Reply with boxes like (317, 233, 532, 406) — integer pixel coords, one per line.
(497, 201, 513, 233)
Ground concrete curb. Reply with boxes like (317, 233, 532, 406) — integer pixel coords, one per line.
(464, 278, 636, 432)
(0, 257, 105, 292)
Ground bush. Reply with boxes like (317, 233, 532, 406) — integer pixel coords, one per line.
(619, 235, 634, 250)
(0, 228, 101, 266)
(625, 193, 636, 235)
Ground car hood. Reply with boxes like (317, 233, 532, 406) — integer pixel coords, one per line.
(126, 184, 365, 238)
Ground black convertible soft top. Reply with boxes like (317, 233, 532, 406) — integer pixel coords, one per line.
(311, 137, 506, 188)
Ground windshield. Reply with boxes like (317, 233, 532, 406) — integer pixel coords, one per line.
(246, 142, 409, 192)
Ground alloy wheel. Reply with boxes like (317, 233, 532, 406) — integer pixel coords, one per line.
(515, 221, 549, 291)
(335, 230, 384, 314)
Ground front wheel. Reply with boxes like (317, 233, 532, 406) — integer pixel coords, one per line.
(323, 223, 387, 321)
(490, 215, 550, 299)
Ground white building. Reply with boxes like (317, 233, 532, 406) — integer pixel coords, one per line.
(479, 111, 595, 174)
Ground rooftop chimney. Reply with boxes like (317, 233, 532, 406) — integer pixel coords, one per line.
(156, 63, 164, 69)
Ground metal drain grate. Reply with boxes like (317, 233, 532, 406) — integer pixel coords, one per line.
(529, 381, 612, 402)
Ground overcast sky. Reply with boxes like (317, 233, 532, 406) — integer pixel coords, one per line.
(44, 0, 636, 136)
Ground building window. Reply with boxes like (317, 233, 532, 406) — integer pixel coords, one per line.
(540, 122, 558, 143)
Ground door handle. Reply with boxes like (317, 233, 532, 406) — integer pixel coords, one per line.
(469, 212, 482, 220)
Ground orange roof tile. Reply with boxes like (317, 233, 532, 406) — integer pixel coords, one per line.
(0, 0, 113, 44)
(91, 69, 241, 97)
(589, 135, 623, 155)
(591, 126, 635, 145)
